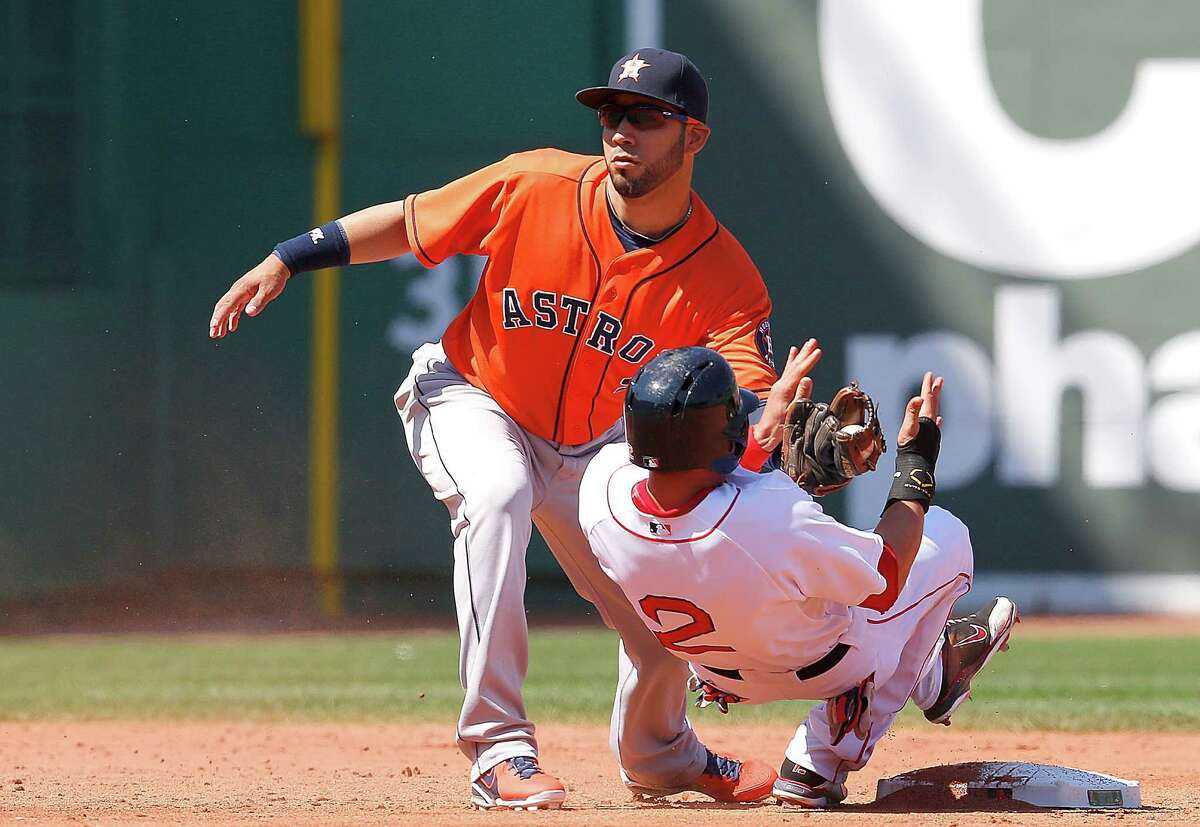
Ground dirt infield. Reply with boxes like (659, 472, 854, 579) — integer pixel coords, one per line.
(2, 721, 1195, 825)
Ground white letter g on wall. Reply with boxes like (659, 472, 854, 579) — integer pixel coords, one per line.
(820, 0, 1200, 279)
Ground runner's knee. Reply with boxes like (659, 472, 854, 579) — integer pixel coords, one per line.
(924, 506, 974, 575)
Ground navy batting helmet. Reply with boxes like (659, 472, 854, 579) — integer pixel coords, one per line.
(624, 346, 759, 473)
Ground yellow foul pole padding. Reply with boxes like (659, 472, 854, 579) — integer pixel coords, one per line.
(300, 0, 342, 616)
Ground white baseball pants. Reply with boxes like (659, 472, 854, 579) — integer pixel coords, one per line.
(784, 506, 975, 782)
(395, 341, 705, 788)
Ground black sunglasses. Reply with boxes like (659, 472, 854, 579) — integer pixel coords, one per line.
(597, 104, 694, 131)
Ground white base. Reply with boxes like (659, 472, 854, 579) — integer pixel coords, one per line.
(876, 762, 1141, 809)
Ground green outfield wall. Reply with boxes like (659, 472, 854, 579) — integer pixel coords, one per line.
(2, 1, 1197, 614)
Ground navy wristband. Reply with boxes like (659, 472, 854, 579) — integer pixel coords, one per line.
(272, 220, 350, 276)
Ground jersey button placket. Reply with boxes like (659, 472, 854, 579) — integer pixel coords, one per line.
(560, 267, 616, 443)
(568, 265, 630, 439)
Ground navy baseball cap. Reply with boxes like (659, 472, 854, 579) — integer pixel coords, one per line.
(576, 48, 709, 124)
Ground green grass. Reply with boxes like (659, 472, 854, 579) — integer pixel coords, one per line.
(0, 629, 1196, 730)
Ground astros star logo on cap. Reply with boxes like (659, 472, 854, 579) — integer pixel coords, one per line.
(618, 54, 650, 81)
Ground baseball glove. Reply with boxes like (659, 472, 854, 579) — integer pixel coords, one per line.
(780, 381, 887, 496)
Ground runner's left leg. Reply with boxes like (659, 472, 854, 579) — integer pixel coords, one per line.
(783, 507, 975, 783)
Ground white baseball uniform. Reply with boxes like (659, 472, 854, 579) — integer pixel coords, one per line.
(579, 443, 975, 783)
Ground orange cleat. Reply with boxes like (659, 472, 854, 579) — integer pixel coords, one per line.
(470, 756, 566, 811)
(628, 749, 776, 803)
(689, 750, 777, 802)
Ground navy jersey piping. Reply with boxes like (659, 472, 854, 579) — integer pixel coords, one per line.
(407, 194, 436, 265)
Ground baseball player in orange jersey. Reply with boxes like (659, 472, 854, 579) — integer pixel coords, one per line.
(579, 344, 1018, 807)
(210, 49, 781, 808)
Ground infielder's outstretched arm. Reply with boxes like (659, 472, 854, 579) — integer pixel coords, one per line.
(208, 201, 411, 339)
(340, 201, 411, 264)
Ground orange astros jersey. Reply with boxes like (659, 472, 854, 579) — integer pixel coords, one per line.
(403, 148, 777, 446)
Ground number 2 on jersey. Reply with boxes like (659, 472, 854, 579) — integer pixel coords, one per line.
(637, 595, 736, 655)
